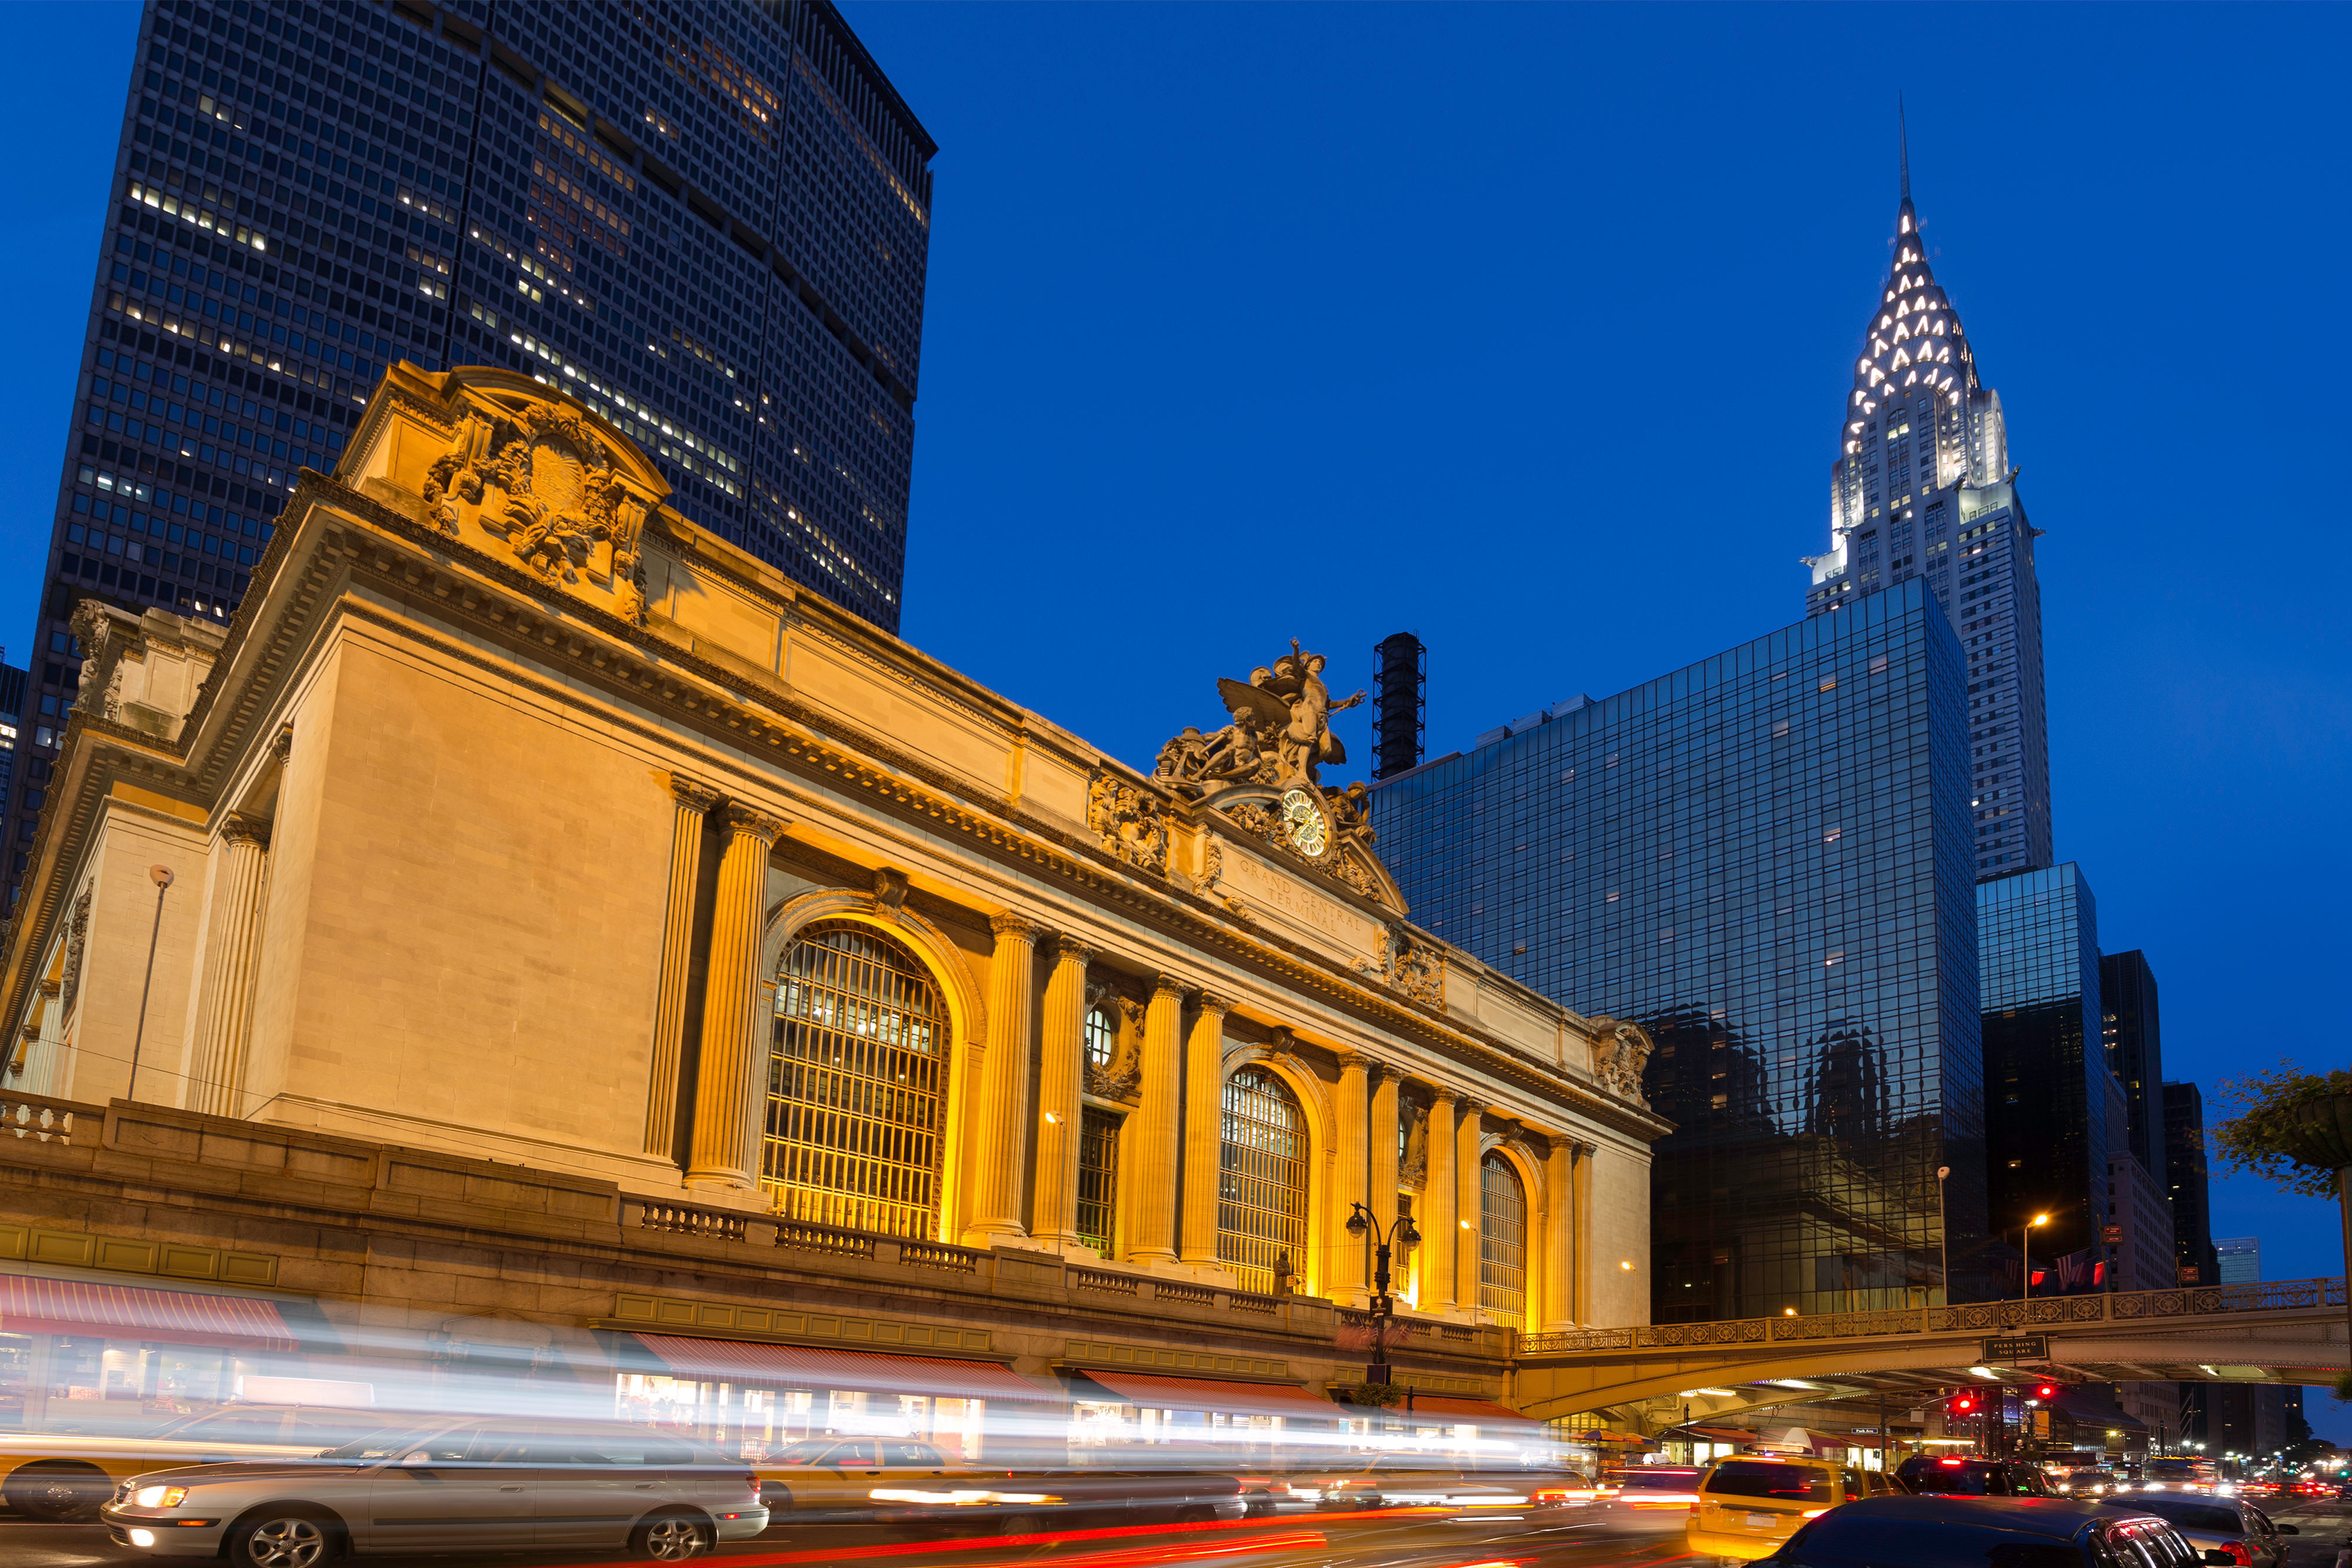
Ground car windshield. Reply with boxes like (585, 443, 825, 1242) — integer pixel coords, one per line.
(767, 1439, 841, 1467)
(1703, 1459, 1832, 1502)
(1907, 1461, 1996, 1495)
(2118, 1499, 2241, 1533)
(316, 1425, 466, 1462)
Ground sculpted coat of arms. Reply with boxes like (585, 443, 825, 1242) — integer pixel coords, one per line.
(420, 396, 654, 626)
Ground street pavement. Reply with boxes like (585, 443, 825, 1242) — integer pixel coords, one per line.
(1, 1497, 2342, 1568)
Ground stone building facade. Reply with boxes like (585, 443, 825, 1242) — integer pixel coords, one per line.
(0, 366, 1663, 1447)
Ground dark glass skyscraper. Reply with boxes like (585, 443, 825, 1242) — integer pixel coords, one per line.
(2162, 1080, 2217, 1287)
(1977, 864, 2112, 1269)
(1374, 580, 1990, 1319)
(2099, 950, 2165, 1181)
(5, 0, 933, 911)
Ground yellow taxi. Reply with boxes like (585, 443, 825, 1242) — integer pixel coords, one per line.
(1684, 1453, 1892, 1560)
(0, 1404, 387, 1519)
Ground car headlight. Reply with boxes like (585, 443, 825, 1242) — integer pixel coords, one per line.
(132, 1486, 190, 1509)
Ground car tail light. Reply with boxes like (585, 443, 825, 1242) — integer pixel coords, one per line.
(2216, 1543, 2251, 1566)
(746, 1472, 763, 1502)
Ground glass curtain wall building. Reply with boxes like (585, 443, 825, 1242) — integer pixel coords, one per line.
(2161, 1081, 2217, 1286)
(1802, 167, 2053, 882)
(4, 0, 933, 912)
(1374, 580, 1988, 1320)
(2099, 950, 2166, 1182)
(1977, 865, 2112, 1270)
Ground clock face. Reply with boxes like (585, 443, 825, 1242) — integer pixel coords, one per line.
(1281, 788, 1329, 858)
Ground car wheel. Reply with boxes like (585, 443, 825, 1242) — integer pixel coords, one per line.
(3, 1462, 112, 1522)
(228, 1509, 340, 1568)
(990, 1510, 1034, 1537)
(630, 1510, 713, 1562)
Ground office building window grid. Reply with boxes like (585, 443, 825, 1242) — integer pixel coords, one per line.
(6, 0, 933, 914)
(1375, 581, 1986, 1320)
(1977, 864, 2110, 1263)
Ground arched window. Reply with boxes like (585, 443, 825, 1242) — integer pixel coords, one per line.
(1218, 1066, 1308, 1294)
(765, 921, 947, 1238)
(1083, 1007, 1115, 1070)
(1479, 1154, 1528, 1323)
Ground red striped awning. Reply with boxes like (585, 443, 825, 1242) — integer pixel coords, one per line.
(0, 1275, 296, 1350)
(1407, 1396, 1531, 1424)
(632, 1334, 1056, 1403)
(1077, 1370, 1337, 1422)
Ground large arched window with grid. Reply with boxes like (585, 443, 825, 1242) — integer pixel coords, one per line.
(1479, 1154, 1528, 1323)
(1218, 1066, 1309, 1293)
(764, 921, 947, 1238)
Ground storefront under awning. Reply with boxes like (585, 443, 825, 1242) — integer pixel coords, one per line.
(0, 1273, 297, 1350)
(1074, 1369, 1337, 1422)
(631, 1333, 1054, 1403)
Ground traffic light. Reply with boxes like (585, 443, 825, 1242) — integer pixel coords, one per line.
(1952, 1392, 1979, 1415)
(2033, 1382, 2060, 1402)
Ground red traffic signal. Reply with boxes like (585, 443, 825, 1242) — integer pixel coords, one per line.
(2033, 1382, 2060, 1401)
(1952, 1392, 1979, 1413)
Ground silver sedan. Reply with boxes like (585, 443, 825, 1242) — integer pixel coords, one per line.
(98, 1417, 769, 1565)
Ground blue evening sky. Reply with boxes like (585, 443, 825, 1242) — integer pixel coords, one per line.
(5, 4, 2344, 1435)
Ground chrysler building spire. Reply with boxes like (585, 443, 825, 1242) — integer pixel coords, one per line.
(1804, 153, 2053, 881)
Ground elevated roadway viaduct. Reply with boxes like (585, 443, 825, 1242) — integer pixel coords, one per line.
(1513, 1278, 2349, 1435)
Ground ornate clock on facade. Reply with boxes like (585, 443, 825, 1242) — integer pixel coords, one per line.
(1279, 788, 1329, 858)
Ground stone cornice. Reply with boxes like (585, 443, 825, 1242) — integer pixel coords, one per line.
(2, 463, 1672, 1148)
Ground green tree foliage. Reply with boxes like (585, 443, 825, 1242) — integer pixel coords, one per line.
(2209, 1061, 2352, 1199)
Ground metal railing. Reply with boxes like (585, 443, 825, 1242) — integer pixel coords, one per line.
(1516, 1276, 2351, 1358)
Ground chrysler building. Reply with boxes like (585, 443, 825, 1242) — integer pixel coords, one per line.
(1805, 153, 2053, 880)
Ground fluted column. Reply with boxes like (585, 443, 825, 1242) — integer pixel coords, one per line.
(1572, 1140, 1596, 1323)
(1178, 991, 1234, 1268)
(188, 814, 272, 1118)
(1544, 1134, 1576, 1328)
(1368, 1064, 1400, 1290)
(1028, 936, 1095, 1249)
(1421, 1088, 1458, 1309)
(1127, 974, 1188, 1264)
(965, 913, 1044, 1245)
(644, 777, 720, 1159)
(1455, 1098, 1487, 1312)
(1329, 1052, 1372, 1304)
(685, 803, 788, 1194)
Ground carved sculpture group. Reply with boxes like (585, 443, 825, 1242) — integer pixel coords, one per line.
(1154, 639, 1366, 795)
(422, 399, 653, 626)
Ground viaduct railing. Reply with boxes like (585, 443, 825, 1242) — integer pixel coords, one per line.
(1520, 1278, 2349, 1356)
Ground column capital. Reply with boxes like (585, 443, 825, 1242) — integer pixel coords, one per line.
(1335, 1049, 1381, 1076)
(717, 801, 789, 845)
(1193, 989, 1235, 1018)
(1456, 1097, 1488, 1119)
(220, 812, 272, 850)
(670, 774, 724, 813)
(990, 910, 1046, 943)
(1150, 971, 1190, 1002)
(1430, 1084, 1461, 1108)
(270, 724, 296, 769)
(1053, 932, 1097, 966)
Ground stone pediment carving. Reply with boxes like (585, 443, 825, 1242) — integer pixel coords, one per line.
(1154, 641, 1406, 915)
(411, 373, 666, 627)
(1587, 1015, 1656, 1109)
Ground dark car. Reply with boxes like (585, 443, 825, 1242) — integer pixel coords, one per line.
(2094, 1495, 2297, 1568)
(1760, 1495, 2203, 1567)
(1896, 1454, 2056, 1497)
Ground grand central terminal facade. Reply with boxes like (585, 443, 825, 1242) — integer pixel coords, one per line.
(0, 366, 1666, 1463)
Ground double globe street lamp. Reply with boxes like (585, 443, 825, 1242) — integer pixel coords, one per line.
(1344, 1202, 1421, 1386)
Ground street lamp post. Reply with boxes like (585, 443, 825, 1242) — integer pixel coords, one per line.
(1935, 1165, 1951, 1313)
(2019, 1212, 2050, 1300)
(1345, 1202, 1421, 1389)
